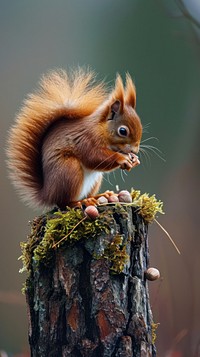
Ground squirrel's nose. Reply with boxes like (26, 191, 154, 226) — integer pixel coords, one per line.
(131, 145, 140, 154)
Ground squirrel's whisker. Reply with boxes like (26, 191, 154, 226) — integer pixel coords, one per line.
(140, 144, 165, 162)
(141, 136, 159, 144)
(139, 148, 151, 167)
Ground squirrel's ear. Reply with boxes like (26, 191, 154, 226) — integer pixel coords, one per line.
(111, 100, 121, 114)
(111, 74, 124, 113)
(107, 100, 122, 120)
(125, 73, 136, 108)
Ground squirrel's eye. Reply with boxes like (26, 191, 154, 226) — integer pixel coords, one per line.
(117, 126, 129, 137)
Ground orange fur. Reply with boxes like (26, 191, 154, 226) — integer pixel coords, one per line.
(111, 74, 125, 112)
(125, 73, 136, 108)
(7, 68, 142, 209)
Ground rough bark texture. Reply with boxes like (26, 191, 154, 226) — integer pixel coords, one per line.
(26, 205, 156, 357)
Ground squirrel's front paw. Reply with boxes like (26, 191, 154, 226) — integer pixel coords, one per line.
(118, 153, 140, 171)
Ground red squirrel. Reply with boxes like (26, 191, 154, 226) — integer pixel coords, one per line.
(7, 68, 142, 209)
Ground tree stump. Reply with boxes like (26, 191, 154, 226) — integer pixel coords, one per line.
(24, 205, 157, 357)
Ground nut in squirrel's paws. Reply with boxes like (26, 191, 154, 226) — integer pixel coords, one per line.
(128, 152, 140, 166)
(119, 153, 140, 171)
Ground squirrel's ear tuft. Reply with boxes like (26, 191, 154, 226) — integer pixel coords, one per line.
(125, 73, 136, 108)
(111, 74, 124, 113)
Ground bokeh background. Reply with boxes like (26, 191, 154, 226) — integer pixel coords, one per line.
(1, 1, 200, 356)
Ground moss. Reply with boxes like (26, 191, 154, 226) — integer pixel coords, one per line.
(19, 215, 47, 273)
(131, 189, 164, 223)
(103, 234, 130, 274)
(19, 189, 164, 275)
(151, 322, 160, 344)
(21, 282, 27, 295)
(20, 208, 110, 272)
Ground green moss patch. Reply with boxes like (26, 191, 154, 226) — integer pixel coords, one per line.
(19, 189, 164, 275)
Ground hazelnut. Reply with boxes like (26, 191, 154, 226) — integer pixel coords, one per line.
(108, 195, 119, 203)
(97, 196, 108, 204)
(145, 267, 160, 281)
(118, 190, 132, 203)
(85, 205, 99, 220)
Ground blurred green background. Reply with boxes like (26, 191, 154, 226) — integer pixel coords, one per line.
(1, 1, 200, 356)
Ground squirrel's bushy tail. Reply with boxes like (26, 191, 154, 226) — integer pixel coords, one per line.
(7, 68, 107, 208)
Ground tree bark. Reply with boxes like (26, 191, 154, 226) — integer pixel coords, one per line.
(25, 205, 156, 357)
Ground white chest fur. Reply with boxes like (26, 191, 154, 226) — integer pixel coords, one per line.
(78, 168, 102, 200)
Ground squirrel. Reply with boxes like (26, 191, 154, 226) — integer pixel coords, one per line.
(7, 68, 142, 210)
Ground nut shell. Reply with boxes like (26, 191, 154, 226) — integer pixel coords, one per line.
(85, 205, 99, 220)
(145, 267, 160, 281)
(118, 190, 132, 203)
(108, 195, 119, 203)
(97, 196, 108, 204)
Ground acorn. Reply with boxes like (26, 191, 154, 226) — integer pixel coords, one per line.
(145, 267, 160, 281)
(84, 205, 99, 220)
(118, 190, 132, 203)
